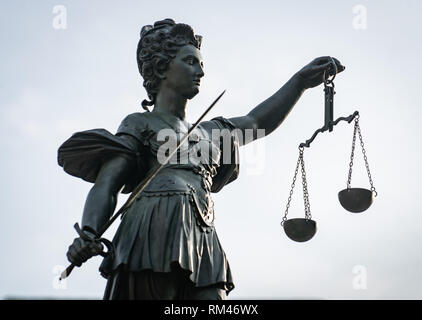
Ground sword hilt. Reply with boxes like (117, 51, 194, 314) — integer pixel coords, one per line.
(60, 223, 113, 281)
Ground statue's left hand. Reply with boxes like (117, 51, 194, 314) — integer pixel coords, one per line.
(295, 56, 345, 89)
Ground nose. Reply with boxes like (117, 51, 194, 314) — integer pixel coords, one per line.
(196, 64, 205, 78)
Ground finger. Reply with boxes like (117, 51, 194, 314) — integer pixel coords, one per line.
(71, 240, 91, 261)
(68, 245, 79, 258)
(72, 239, 91, 261)
(313, 59, 343, 77)
(331, 57, 345, 72)
(76, 237, 97, 254)
(77, 245, 92, 261)
(89, 241, 104, 255)
(66, 252, 79, 267)
(67, 253, 82, 267)
(310, 61, 332, 72)
(331, 57, 341, 67)
(67, 247, 83, 267)
(72, 238, 83, 250)
(313, 56, 332, 65)
(314, 57, 345, 75)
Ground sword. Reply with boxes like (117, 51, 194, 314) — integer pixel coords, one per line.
(60, 90, 226, 280)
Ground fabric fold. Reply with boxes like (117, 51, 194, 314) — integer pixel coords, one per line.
(58, 128, 146, 194)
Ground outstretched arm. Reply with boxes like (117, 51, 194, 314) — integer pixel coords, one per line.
(229, 56, 345, 145)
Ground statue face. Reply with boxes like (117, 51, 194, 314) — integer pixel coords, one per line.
(161, 44, 205, 99)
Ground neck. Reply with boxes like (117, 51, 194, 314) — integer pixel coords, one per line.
(153, 89, 188, 121)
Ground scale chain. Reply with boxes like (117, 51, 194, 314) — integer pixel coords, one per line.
(281, 148, 303, 226)
(347, 118, 358, 189)
(347, 115, 377, 196)
(356, 117, 377, 196)
(281, 147, 313, 226)
(300, 150, 312, 220)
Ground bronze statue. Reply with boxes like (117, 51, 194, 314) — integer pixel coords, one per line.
(58, 18, 344, 300)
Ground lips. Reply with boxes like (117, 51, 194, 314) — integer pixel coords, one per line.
(193, 79, 201, 86)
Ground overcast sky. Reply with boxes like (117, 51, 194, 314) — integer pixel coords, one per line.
(1, 0, 421, 299)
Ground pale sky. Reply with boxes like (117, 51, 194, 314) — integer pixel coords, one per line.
(1, 0, 421, 299)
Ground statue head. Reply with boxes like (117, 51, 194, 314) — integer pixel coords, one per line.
(137, 18, 203, 111)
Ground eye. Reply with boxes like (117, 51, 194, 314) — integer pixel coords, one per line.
(183, 56, 196, 66)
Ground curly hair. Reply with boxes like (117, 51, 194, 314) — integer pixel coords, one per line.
(137, 19, 202, 112)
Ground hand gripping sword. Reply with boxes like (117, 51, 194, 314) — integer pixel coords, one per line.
(60, 90, 226, 280)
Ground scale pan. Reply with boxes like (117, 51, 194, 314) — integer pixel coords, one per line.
(338, 188, 373, 213)
(283, 218, 317, 242)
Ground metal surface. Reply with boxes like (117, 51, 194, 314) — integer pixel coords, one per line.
(356, 117, 377, 196)
(283, 218, 317, 242)
(281, 147, 313, 242)
(281, 148, 302, 226)
(60, 223, 113, 280)
(323, 58, 337, 132)
(281, 147, 312, 225)
(338, 188, 373, 213)
(299, 111, 360, 148)
(339, 115, 377, 213)
(298, 59, 358, 148)
(300, 148, 312, 220)
(283, 58, 377, 242)
(324, 85, 335, 132)
(345, 115, 377, 195)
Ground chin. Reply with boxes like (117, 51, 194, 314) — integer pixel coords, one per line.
(184, 87, 200, 100)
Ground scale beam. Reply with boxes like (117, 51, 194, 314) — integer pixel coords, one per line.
(299, 111, 359, 148)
